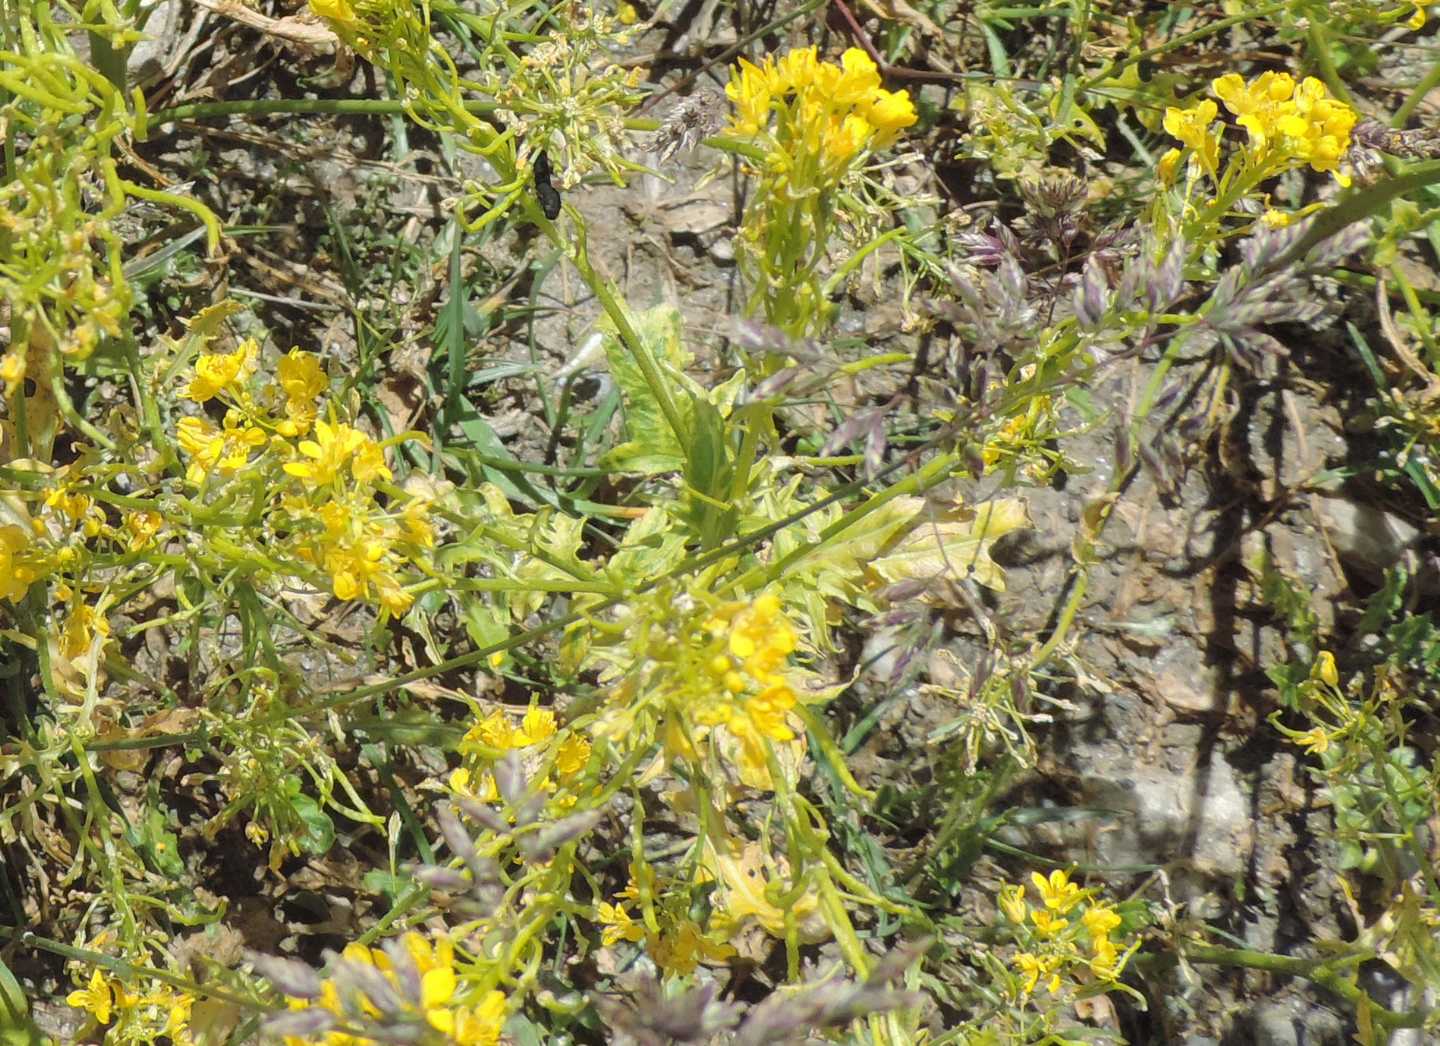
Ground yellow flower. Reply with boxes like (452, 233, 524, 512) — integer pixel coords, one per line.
(61, 599, 110, 660)
(1408, 2, 1426, 30)
(284, 419, 371, 487)
(726, 591, 796, 682)
(403, 931, 453, 978)
(373, 574, 413, 615)
(833, 48, 881, 103)
(861, 88, 918, 147)
(822, 113, 871, 165)
(555, 734, 591, 775)
(67, 969, 114, 1025)
(725, 46, 914, 154)
(687, 593, 809, 786)
(745, 682, 797, 742)
(402, 497, 435, 547)
(1162, 99, 1219, 175)
(999, 883, 1028, 924)
(464, 709, 518, 751)
(726, 57, 775, 135)
(351, 439, 393, 484)
(1211, 71, 1355, 185)
(651, 917, 736, 976)
(309, 0, 356, 25)
(276, 349, 326, 436)
(518, 706, 557, 745)
(1031, 869, 1083, 914)
(166, 991, 197, 1044)
(43, 485, 102, 537)
(277, 349, 326, 402)
(1295, 726, 1330, 756)
(451, 990, 507, 1046)
(1090, 934, 1121, 978)
(420, 963, 459, 1034)
(1157, 147, 1183, 186)
(1312, 650, 1339, 687)
(1082, 902, 1122, 940)
(305, 498, 413, 612)
(123, 510, 164, 551)
(775, 46, 820, 92)
(176, 412, 267, 485)
(450, 767, 500, 802)
(1286, 77, 1357, 184)
(329, 541, 380, 599)
(176, 417, 222, 478)
(0, 525, 39, 602)
(1213, 70, 1295, 152)
(1013, 952, 1062, 995)
(185, 339, 257, 402)
(1030, 909, 1068, 938)
(596, 901, 646, 947)
(0, 347, 23, 399)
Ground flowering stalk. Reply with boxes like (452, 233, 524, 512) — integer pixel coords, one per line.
(1160, 71, 1358, 245)
(724, 46, 918, 344)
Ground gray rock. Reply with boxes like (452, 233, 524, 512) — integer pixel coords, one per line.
(1249, 1001, 1300, 1046)
(1311, 494, 1421, 582)
(1240, 998, 1346, 1046)
(1074, 742, 1252, 881)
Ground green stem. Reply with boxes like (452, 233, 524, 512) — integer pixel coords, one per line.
(1176, 943, 1425, 1030)
(1028, 569, 1090, 667)
(569, 224, 692, 467)
(1272, 160, 1440, 272)
(145, 96, 497, 128)
(48, 377, 116, 451)
(17, 932, 260, 1011)
(821, 226, 906, 298)
(1304, 23, 1356, 108)
(120, 179, 223, 251)
(1078, 5, 1285, 92)
(1392, 51, 1440, 128)
(145, 96, 764, 163)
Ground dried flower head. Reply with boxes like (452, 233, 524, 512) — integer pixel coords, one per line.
(653, 90, 727, 165)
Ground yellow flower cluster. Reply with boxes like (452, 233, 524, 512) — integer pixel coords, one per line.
(174, 342, 432, 614)
(185, 338, 259, 403)
(982, 392, 1057, 475)
(281, 932, 507, 1046)
(594, 866, 737, 975)
(584, 588, 815, 793)
(0, 523, 44, 602)
(177, 411, 268, 486)
(178, 341, 326, 486)
(727, 46, 917, 178)
(1270, 648, 1353, 757)
(1160, 71, 1357, 188)
(689, 592, 803, 782)
(66, 968, 197, 1044)
(1162, 99, 1219, 177)
(999, 870, 1133, 996)
(1214, 72, 1357, 182)
(452, 704, 592, 802)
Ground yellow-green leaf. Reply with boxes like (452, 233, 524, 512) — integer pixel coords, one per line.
(869, 497, 1029, 593)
